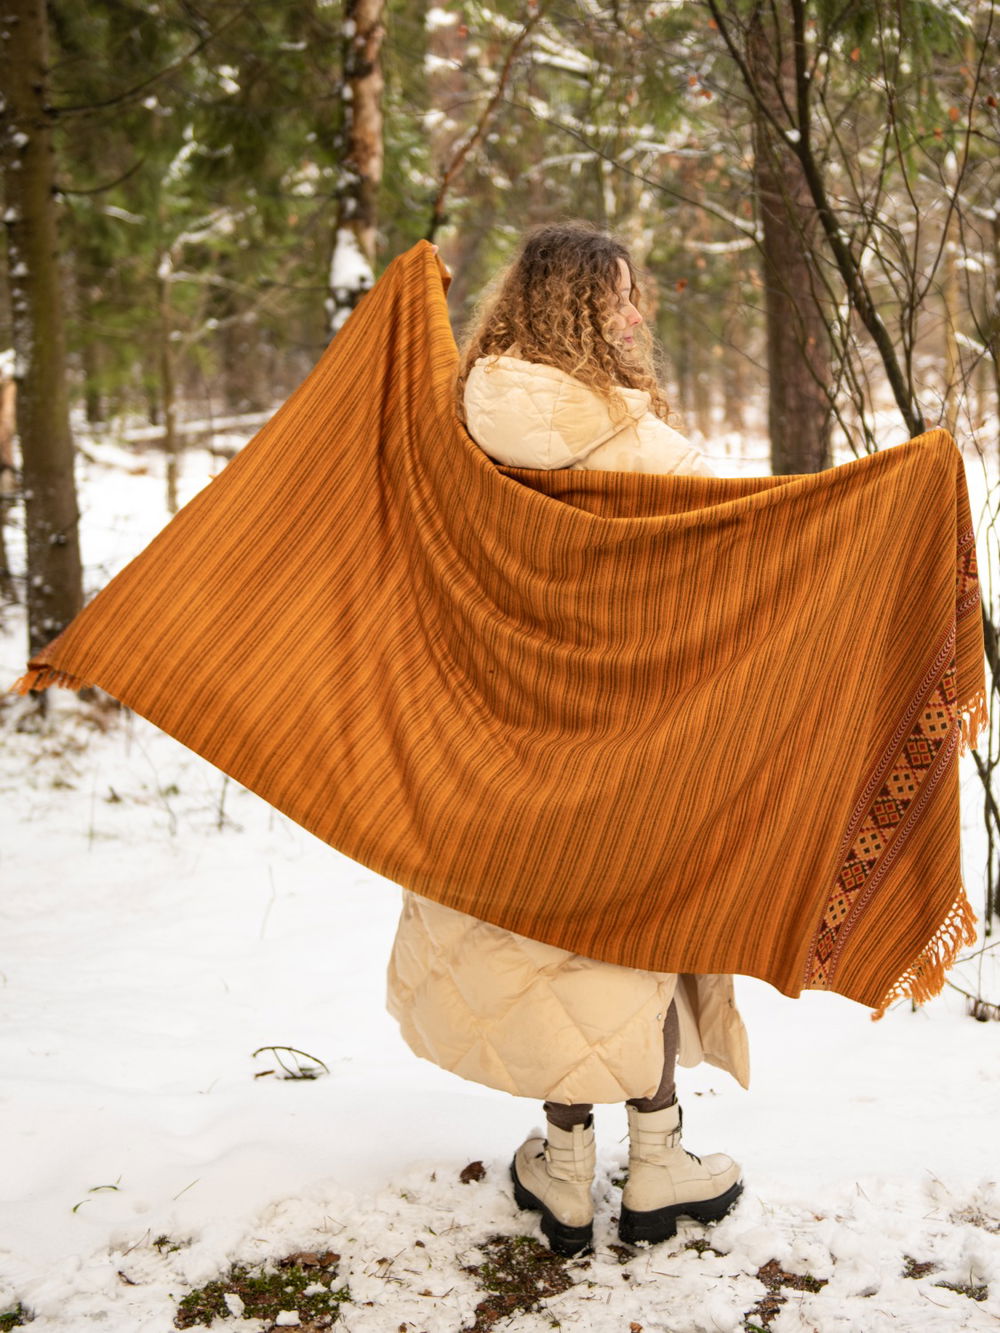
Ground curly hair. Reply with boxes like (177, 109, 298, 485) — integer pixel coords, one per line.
(456, 221, 671, 423)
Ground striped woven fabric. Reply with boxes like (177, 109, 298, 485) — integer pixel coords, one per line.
(16, 240, 986, 1015)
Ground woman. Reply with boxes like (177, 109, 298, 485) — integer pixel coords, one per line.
(387, 222, 748, 1257)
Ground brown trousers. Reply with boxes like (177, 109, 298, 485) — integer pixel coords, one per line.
(543, 999, 679, 1131)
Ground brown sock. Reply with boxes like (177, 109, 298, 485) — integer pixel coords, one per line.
(626, 1000, 679, 1113)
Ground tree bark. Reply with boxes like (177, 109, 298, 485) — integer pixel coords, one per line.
(0, 0, 83, 655)
(0, 376, 16, 601)
(690, 332, 713, 437)
(991, 214, 1000, 457)
(748, 3, 832, 474)
(327, 0, 385, 333)
(721, 334, 750, 432)
(75, 267, 104, 426)
(942, 203, 961, 438)
(674, 315, 694, 434)
(157, 260, 180, 515)
(220, 310, 267, 414)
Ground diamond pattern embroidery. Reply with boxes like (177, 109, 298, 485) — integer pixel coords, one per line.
(870, 798, 899, 829)
(957, 528, 979, 616)
(808, 662, 957, 989)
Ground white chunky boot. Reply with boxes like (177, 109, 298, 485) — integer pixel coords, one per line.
(619, 1101, 742, 1245)
(511, 1118, 596, 1256)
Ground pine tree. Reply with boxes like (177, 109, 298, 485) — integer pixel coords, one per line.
(1, 0, 83, 656)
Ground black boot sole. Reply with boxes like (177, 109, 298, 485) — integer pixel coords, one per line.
(510, 1158, 593, 1257)
(618, 1179, 744, 1246)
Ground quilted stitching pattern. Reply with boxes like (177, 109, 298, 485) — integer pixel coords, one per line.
(387, 892, 675, 1103)
(464, 355, 712, 476)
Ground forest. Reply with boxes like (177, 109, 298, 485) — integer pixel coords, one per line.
(2, 5, 1000, 1331)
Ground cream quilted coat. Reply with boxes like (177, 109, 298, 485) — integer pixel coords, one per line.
(386, 354, 750, 1103)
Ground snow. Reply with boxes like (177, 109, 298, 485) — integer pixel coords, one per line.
(172, 210, 240, 252)
(285, 160, 321, 196)
(531, 30, 596, 77)
(216, 66, 240, 96)
(328, 230, 374, 332)
(1, 433, 999, 1331)
(102, 205, 145, 226)
(423, 51, 458, 75)
(425, 7, 458, 31)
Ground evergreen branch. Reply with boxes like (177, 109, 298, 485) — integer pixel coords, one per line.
(55, 156, 148, 197)
(50, 4, 253, 117)
(498, 92, 761, 239)
(911, 1, 994, 312)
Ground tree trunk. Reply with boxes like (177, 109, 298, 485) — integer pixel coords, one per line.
(327, 0, 385, 333)
(748, 3, 832, 475)
(78, 293, 104, 426)
(721, 336, 749, 432)
(0, 376, 16, 602)
(220, 313, 267, 414)
(942, 204, 961, 438)
(0, 0, 83, 656)
(690, 333, 713, 437)
(674, 316, 694, 434)
(157, 258, 180, 514)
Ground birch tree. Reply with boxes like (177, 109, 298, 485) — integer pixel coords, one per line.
(328, 0, 386, 332)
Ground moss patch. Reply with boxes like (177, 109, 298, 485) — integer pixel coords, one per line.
(951, 1206, 1000, 1234)
(903, 1255, 987, 1301)
(685, 1238, 724, 1257)
(936, 1279, 988, 1302)
(173, 1249, 349, 1329)
(744, 1258, 827, 1329)
(153, 1234, 188, 1256)
(0, 1305, 30, 1331)
(902, 1255, 938, 1279)
(462, 1233, 583, 1332)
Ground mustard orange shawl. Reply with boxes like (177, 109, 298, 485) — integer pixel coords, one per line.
(16, 241, 987, 1015)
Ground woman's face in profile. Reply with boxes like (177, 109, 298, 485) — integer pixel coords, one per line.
(607, 257, 643, 349)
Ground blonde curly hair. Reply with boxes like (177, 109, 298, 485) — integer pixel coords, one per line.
(456, 221, 671, 423)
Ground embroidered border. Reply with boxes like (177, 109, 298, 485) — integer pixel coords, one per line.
(956, 525, 980, 621)
(828, 721, 958, 981)
(825, 627, 954, 879)
(805, 660, 958, 991)
(803, 521, 979, 992)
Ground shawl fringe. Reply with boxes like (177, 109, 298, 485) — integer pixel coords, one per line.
(871, 887, 977, 1020)
(11, 666, 89, 695)
(959, 689, 989, 754)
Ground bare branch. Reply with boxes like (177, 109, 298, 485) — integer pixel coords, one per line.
(426, 5, 546, 241)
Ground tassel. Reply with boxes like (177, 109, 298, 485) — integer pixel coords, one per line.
(871, 887, 977, 1020)
(10, 665, 89, 695)
(958, 690, 988, 754)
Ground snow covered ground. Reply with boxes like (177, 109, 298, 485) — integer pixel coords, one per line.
(1, 430, 999, 1332)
